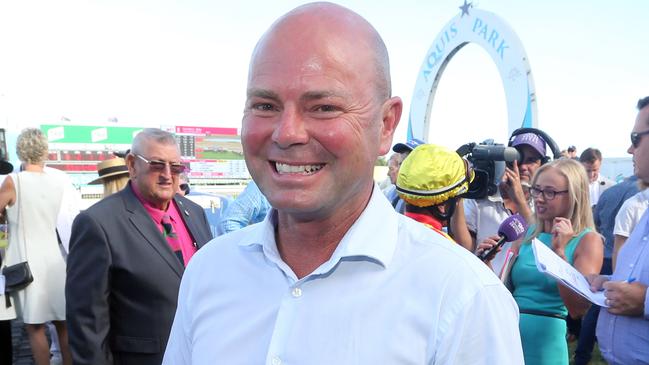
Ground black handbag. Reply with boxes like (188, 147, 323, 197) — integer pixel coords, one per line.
(2, 261, 33, 293)
(2, 173, 34, 294)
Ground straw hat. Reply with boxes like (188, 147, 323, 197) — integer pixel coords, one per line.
(88, 157, 129, 185)
(396, 144, 474, 207)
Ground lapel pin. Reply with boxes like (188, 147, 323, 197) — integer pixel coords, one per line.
(184, 209, 189, 216)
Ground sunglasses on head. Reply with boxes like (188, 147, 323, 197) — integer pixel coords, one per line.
(135, 154, 186, 175)
(631, 130, 649, 148)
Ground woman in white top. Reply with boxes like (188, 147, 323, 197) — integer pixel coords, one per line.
(0, 128, 70, 365)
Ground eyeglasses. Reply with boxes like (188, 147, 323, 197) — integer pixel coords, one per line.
(631, 129, 649, 148)
(530, 187, 568, 200)
(135, 154, 186, 175)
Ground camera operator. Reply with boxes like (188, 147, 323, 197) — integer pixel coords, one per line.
(462, 132, 549, 273)
(396, 144, 474, 250)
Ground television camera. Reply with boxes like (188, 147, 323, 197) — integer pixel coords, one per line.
(456, 139, 520, 199)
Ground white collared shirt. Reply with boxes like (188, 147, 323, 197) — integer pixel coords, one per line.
(614, 188, 649, 238)
(589, 175, 616, 206)
(164, 186, 524, 364)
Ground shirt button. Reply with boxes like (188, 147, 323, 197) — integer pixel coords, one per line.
(271, 356, 282, 365)
(291, 287, 302, 298)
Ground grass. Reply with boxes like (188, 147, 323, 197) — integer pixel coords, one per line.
(568, 340, 607, 365)
(198, 150, 244, 159)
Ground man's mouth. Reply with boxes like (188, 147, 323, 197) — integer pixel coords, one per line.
(274, 162, 324, 175)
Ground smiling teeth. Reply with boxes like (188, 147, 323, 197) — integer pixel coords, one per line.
(275, 162, 324, 175)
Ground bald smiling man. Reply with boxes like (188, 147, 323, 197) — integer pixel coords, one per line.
(163, 3, 523, 364)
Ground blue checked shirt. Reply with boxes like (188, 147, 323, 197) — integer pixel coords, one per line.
(218, 181, 271, 234)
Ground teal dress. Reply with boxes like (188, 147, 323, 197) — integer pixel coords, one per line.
(511, 226, 591, 365)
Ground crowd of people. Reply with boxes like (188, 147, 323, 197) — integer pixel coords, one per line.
(0, 2, 647, 365)
(386, 96, 649, 364)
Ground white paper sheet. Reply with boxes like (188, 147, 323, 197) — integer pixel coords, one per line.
(531, 238, 607, 307)
(499, 249, 515, 283)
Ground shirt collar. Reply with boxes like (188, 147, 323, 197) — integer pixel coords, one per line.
(486, 193, 504, 203)
(641, 188, 649, 201)
(330, 186, 399, 268)
(237, 184, 399, 271)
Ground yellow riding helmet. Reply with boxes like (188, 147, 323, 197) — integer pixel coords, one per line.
(396, 144, 475, 207)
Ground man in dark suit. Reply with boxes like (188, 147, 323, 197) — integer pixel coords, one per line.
(66, 128, 213, 365)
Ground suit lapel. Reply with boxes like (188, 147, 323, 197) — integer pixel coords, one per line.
(174, 196, 209, 249)
(122, 186, 184, 278)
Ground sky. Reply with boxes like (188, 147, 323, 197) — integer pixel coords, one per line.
(0, 0, 647, 158)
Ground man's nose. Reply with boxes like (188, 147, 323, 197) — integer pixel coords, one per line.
(159, 163, 173, 177)
(272, 107, 309, 148)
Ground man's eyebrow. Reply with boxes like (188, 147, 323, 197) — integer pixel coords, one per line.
(299, 90, 340, 102)
(246, 88, 281, 102)
(247, 89, 346, 103)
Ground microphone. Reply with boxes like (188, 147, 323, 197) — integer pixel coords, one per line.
(478, 214, 528, 261)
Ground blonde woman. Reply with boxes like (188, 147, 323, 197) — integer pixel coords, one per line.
(0, 128, 71, 365)
(480, 158, 603, 364)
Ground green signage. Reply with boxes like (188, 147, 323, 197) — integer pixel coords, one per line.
(41, 125, 145, 144)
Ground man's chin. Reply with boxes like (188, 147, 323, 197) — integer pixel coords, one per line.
(266, 194, 327, 217)
(267, 197, 310, 212)
(152, 191, 175, 203)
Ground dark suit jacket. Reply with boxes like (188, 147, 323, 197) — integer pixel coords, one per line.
(66, 184, 213, 365)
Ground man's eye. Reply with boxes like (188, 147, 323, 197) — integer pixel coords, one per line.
(314, 105, 338, 112)
(253, 103, 275, 111)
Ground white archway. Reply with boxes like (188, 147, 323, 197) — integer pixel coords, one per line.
(408, 6, 536, 141)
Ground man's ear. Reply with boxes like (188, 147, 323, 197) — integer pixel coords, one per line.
(379, 96, 403, 155)
(125, 153, 137, 177)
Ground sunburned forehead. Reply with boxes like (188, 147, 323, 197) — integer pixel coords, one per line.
(253, 16, 369, 66)
(248, 2, 391, 100)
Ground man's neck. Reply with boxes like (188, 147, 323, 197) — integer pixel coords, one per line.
(275, 189, 373, 279)
(21, 163, 44, 172)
